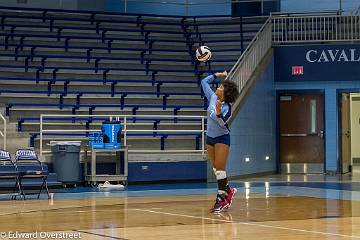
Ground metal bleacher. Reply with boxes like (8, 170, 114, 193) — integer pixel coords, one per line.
(0, 6, 266, 157)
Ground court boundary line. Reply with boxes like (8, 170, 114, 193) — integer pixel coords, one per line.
(74, 230, 129, 240)
(132, 208, 360, 239)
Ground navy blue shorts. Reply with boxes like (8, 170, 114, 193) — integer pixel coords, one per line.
(206, 134, 230, 146)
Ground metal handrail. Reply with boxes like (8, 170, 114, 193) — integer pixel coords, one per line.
(0, 113, 6, 150)
(270, 10, 343, 17)
(272, 14, 360, 43)
(40, 114, 206, 156)
(42, 129, 203, 133)
(226, 17, 272, 113)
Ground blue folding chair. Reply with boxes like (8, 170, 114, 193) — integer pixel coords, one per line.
(0, 149, 22, 199)
(15, 149, 50, 199)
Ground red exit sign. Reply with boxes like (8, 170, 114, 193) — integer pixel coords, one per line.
(292, 66, 304, 75)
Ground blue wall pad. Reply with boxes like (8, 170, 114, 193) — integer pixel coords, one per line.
(128, 161, 207, 182)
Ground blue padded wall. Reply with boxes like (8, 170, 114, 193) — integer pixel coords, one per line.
(128, 161, 207, 182)
(105, 0, 230, 16)
(187, 0, 231, 16)
(281, 0, 359, 12)
(227, 55, 276, 177)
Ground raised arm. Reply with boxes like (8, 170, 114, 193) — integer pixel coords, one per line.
(201, 74, 216, 101)
(201, 71, 228, 101)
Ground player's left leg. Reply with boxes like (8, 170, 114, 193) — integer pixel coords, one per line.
(213, 143, 237, 211)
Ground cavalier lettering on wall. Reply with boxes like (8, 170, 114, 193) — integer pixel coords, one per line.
(275, 44, 360, 82)
(306, 49, 360, 63)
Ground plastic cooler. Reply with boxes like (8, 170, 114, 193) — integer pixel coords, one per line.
(101, 120, 122, 149)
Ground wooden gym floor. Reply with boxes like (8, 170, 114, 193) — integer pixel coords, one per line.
(0, 176, 359, 239)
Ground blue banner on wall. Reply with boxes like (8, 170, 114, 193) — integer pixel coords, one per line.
(274, 44, 360, 82)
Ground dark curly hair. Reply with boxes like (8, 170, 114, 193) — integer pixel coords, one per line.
(222, 80, 239, 104)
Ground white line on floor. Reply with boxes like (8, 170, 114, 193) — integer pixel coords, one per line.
(131, 208, 360, 239)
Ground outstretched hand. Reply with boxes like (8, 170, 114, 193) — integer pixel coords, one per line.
(214, 70, 228, 78)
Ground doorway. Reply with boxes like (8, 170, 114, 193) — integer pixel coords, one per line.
(348, 93, 360, 176)
(279, 93, 324, 173)
(340, 93, 351, 174)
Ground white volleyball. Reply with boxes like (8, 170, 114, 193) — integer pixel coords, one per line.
(195, 46, 212, 62)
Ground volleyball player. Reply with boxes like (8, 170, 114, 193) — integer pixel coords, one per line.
(201, 70, 239, 213)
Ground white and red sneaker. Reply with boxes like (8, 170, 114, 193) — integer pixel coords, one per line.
(210, 194, 229, 213)
(225, 187, 237, 209)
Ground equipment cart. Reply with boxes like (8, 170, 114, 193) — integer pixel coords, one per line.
(84, 146, 128, 186)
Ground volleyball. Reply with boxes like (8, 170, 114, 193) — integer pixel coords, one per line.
(196, 45, 212, 62)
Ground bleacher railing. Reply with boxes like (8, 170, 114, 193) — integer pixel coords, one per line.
(39, 114, 206, 156)
(272, 13, 360, 43)
(226, 17, 272, 112)
(0, 113, 6, 150)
